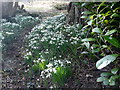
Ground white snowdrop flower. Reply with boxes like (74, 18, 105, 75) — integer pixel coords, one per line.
(50, 86, 53, 89)
(38, 58, 41, 61)
(41, 59, 45, 62)
(66, 60, 71, 64)
(49, 41, 53, 44)
(74, 41, 77, 44)
(52, 68, 57, 73)
(59, 55, 62, 58)
(91, 46, 94, 49)
(33, 47, 38, 49)
(27, 52, 32, 55)
(46, 63, 53, 68)
(46, 73, 51, 78)
(65, 40, 68, 42)
(40, 71, 45, 78)
(71, 42, 74, 44)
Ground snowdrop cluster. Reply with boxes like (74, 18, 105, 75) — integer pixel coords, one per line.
(40, 59, 71, 79)
(12, 15, 40, 28)
(1, 15, 41, 48)
(24, 14, 83, 86)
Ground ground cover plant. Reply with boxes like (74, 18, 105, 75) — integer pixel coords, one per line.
(1, 15, 40, 49)
(24, 14, 85, 87)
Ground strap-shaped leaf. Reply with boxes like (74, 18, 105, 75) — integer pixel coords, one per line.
(105, 29, 117, 35)
(96, 54, 119, 69)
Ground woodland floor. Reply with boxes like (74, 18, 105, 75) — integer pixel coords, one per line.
(1, 1, 117, 89)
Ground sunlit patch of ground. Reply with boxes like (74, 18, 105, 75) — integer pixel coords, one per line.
(19, 1, 69, 13)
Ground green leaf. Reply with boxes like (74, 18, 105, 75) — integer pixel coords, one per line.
(92, 44, 100, 48)
(109, 80, 115, 86)
(105, 29, 117, 35)
(81, 38, 96, 42)
(97, 77, 106, 82)
(96, 54, 119, 69)
(111, 68, 119, 74)
(81, 16, 87, 19)
(87, 20, 93, 25)
(109, 75, 120, 80)
(100, 72, 112, 77)
(92, 27, 102, 33)
(104, 36, 120, 48)
(82, 11, 92, 15)
(103, 79, 109, 85)
(109, 75, 120, 86)
(92, 48, 100, 53)
(110, 13, 119, 18)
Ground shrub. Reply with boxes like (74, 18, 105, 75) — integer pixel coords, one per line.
(75, 2, 120, 86)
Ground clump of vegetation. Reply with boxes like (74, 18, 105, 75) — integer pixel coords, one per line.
(1, 15, 40, 48)
(24, 2, 120, 87)
(75, 2, 120, 86)
(24, 14, 84, 87)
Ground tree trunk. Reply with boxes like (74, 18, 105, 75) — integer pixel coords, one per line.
(1, 2, 18, 19)
(66, 2, 86, 25)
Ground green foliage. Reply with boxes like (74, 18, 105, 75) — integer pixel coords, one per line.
(1, 15, 40, 48)
(51, 66, 72, 86)
(12, 15, 40, 28)
(2, 22, 21, 44)
(97, 68, 120, 86)
(79, 2, 120, 86)
(96, 54, 119, 69)
(24, 14, 84, 87)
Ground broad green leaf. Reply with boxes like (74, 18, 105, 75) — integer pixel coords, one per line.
(97, 77, 106, 82)
(92, 28, 102, 33)
(104, 36, 120, 48)
(103, 79, 109, 85)
(109, 75, 120, 86)
(92, 48, 100, 53)
(87, 20, 93, 25)
(89, 15, 94, 20)
(109, 80, 115, 86)
(109, 75, 120, 80)
(81, 38, 96, 42)
(96, 54, 119, 69)
(82, 11, 92, 15)
(81, 16, 87, 19)
(110, 13, 119, 18)
(92, 44, 100, 48)
(105, 29, 117, 35)
(100, 72, 112, 77)
(111, 68, 119, 74)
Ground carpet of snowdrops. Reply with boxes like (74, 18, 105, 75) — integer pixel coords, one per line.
(24, 14, 86, 87)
